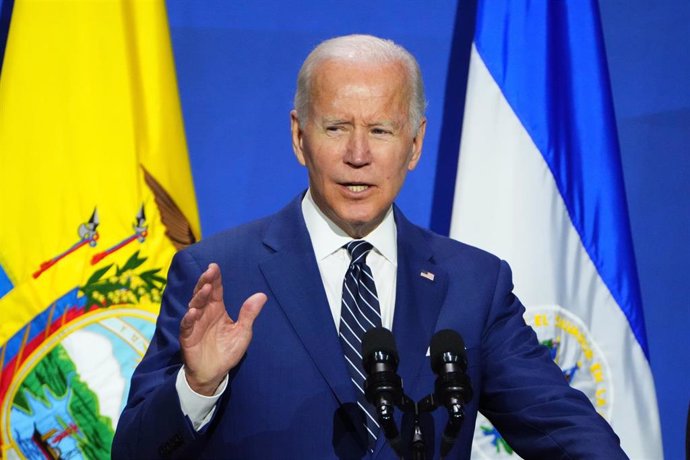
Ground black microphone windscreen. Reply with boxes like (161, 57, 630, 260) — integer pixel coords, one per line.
(362, 327, 398, 360)
(430, 329, 467, 374)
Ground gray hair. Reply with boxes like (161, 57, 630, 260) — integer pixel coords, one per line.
(293, 34, 427, 133)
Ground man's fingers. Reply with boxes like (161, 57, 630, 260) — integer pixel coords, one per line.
(188, 282, 212, 310)
(192, 269, 209, 295)
(209, 264, 225, 302)
(180, 307, 199, 338)
(237, 292, 267, 329)
(192, 263, 221, 295)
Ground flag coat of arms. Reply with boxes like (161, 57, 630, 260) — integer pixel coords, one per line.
(449, 2, 662, 459)
(0, 1, 199, 458)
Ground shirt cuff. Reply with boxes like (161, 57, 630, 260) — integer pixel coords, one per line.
(175, 366, 228, 431)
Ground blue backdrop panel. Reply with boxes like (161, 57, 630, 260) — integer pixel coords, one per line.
(167, 0, 458, 237)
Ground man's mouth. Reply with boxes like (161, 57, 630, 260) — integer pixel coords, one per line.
(345, 184, 370, 193)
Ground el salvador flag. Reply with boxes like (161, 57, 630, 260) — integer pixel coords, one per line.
(449, 1, 662, 458)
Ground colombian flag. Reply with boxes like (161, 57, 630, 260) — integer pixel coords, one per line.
(0, 1, 199, 458)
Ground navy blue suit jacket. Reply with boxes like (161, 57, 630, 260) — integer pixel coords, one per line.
(112, 195, 625, 459)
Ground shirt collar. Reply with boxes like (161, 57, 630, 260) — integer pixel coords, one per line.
(301, 189, 397, 265)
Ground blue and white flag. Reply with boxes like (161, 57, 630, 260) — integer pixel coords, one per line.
(449, 2, 662, 458)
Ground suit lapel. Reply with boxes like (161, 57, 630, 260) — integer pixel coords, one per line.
(371, 208, 448, 457)
(258, 197, 356, 406)
(391, 207, 448, 397)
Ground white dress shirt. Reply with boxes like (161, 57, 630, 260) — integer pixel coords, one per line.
(176, 190, 398, 429)
(301, 189, 398, 331)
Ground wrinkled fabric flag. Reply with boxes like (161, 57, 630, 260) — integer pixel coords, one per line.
(0, 1, 199, 458)
(450, 2, 662, 459)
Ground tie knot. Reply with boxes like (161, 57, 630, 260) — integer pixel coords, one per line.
(345, 240, 373, 266)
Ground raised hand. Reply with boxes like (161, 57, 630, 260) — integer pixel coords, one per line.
(179, 263, 267, 395)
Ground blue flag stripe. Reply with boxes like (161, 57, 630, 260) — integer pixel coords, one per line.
(473, 1, 648, 357)
(0, 263, 12, 299)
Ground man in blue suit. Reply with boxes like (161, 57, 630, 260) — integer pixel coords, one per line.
(112, 35, 626, 459)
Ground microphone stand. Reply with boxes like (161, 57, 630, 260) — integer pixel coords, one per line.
(367, 370, 415, 459)
(382, 392, 439, 460)
(410, 399, 428, 460)
(439, 398, 465, 459)
(410, 390, 468, 460)
(374, 389, 469, 460)
(376, 394, 427, 460)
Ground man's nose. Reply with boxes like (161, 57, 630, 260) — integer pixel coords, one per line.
(345, 129, 371, 166)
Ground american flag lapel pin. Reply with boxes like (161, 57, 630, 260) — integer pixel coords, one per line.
(420, 270, 435, 282)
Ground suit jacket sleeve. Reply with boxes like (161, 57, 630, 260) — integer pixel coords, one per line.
(478, 260, 627, 459)
(112, 250, 217, 459)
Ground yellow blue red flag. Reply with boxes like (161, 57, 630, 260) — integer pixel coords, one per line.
(0, 1, 200, 458)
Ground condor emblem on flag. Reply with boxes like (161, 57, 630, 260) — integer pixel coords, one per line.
(0, 2, 200, 459)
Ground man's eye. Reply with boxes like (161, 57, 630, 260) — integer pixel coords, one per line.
(326, 126, 343, 133)
(372, 128, 392, 135)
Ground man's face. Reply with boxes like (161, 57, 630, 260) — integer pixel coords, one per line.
(291, 59, 426, 238)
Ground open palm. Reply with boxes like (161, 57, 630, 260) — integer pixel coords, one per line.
(179, 263, 266, 395)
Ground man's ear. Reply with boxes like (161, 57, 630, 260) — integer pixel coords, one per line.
(290, 110, 306, 166)
(407, 117, 426, 171)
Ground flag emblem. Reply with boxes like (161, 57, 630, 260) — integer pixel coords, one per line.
(420, 271, 435, 281)
(0, 1, 200, 457)
(472, 305, 612, 457)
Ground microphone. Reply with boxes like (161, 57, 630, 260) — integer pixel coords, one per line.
(362, 327, 405, 455)
(430, 329, 473, 459)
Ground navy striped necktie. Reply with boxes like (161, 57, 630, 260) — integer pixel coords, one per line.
(339, 240, 382, 451)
